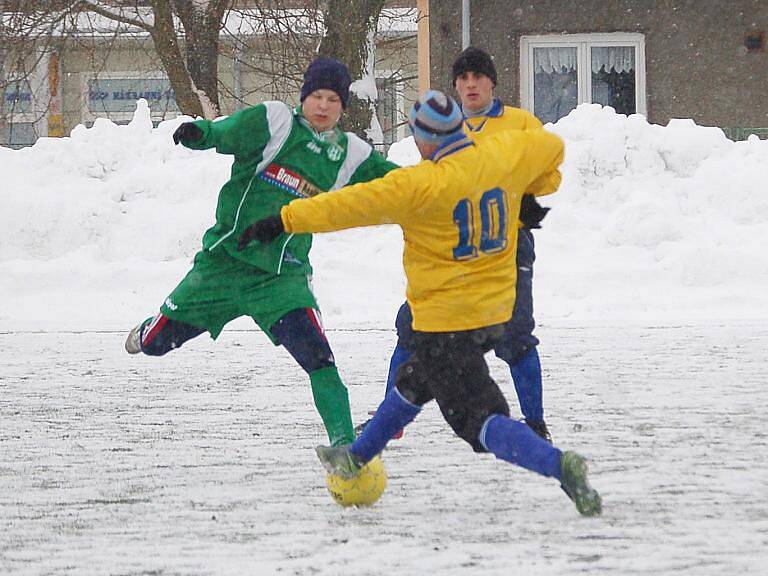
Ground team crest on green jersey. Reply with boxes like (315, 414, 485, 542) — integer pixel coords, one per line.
(326, 144, 343, 162)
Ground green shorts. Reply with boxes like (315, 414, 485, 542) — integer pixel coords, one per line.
(160, 248, 317, 342)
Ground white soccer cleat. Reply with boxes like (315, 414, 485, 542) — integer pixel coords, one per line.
(124, 324, 143, 354)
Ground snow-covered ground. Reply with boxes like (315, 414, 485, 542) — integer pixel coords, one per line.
(2, 326, 767, 574)
(2, 102, 768, 573)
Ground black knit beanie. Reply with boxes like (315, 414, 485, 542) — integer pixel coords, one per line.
(452, 47, 497, 87)
(300, 57, 352, 108)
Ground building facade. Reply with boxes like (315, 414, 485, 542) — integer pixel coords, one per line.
(428, 0, 768, 138)
(1, 8, 418, 149)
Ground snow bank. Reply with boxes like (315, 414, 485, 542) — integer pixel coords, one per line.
(2, 101, 766, 331)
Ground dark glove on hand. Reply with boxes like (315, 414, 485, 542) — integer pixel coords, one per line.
(237, 215, 285, 251)
(172, 122, 203, 145)
(519, 194, 551, 229)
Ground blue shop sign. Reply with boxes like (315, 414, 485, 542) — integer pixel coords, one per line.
(2, 81, 34, 113)
(88, 78, 178, 113)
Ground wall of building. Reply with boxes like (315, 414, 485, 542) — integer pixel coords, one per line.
(429, 0, 768, 130)
(2, 30, 417, 149)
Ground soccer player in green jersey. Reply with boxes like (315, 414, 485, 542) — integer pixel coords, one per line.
(125, 58, 397, 447)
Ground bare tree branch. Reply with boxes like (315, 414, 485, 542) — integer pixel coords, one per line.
(77, 1, 154, 33)
(3, 1, 417, 145)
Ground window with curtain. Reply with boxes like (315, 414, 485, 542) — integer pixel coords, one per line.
(591, 46, 636, 115)
(521, 34, 645, 124)
(533, 46, 578, 125)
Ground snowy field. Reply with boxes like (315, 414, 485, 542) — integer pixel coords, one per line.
(2, 325, 767, 575)
(2, 101, 768, 573)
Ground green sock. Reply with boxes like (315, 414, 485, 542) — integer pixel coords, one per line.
(309, 366, 355, 446)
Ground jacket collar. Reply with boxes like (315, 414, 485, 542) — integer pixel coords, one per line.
(294, 106, 342, 143)
(429, 132, 474, 162)
(462, 98, 504, 132)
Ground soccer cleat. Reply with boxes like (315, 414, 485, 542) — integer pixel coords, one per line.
(560, 451, 602, 517)
(316, 445, 363, 480)
(354, 411, 404, 439)
(124, 323, 143, 354)
(125, 317, 154, 354)
(525, 419, 552, 443)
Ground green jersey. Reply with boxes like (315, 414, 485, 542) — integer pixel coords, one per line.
(182, 102, 397, 274)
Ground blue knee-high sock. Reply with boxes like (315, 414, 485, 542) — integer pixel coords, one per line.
(509, 347, 544, 422)
(351, 387, 421, 463)
(479, 414, 562, 478)
(385, 344, 412, 395)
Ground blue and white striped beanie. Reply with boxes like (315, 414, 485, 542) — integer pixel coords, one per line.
(409, 90, 463, 144)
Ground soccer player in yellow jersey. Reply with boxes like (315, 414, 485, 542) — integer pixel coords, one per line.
(237, 90, 602, 516)
(371, 47, 558, 443)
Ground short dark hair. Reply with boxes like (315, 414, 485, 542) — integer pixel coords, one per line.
(452, 47, 497, 87)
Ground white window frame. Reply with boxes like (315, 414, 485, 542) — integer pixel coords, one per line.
(374, 69, 407, 144)
(520, 33, 647, 118)
(80, 70, 180, 125)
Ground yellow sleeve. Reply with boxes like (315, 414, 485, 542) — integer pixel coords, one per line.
(493, 111, 558, 196)
(519, 113, 560, 196)
(526, 165, 562, 197)
(516, 129, 564, 197)
(281, 164, 431, 234)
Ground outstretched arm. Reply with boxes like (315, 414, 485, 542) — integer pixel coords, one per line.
(238, 164, 429, 249)
(172, 103, 282, 157)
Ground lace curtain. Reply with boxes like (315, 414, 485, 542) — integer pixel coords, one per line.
(534, 47, 578, 73)
(591, 46, 635, 73)
(533, 46, 635, 73)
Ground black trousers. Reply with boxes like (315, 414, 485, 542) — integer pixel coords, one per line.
(394, 324, 511, 452)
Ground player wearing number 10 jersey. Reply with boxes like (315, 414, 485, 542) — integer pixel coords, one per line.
(238, 90, 602, 516)
(277, 92, 563, 332)
(375, 47, 561, 443)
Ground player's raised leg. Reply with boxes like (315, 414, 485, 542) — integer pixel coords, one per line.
(125, 314, 205, 355)
(272, 307, 355, 446)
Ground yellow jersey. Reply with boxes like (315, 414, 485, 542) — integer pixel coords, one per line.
(464, 99, 561, 200)
(281, 128, 564, 332)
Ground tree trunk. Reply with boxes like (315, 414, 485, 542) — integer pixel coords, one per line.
(318, 0, 385, 140)
(149, 0, 204, 118)
(174, 0, 229, 117)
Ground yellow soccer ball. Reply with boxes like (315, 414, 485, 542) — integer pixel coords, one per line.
(325, 456, 387, 507)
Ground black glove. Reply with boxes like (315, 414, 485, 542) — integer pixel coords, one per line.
(237, 215, 285, 251)
(172, 122, 203, 145)
(519, 194, 550, 229)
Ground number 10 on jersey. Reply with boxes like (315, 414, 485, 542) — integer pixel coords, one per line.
(452, 187, 509, 260)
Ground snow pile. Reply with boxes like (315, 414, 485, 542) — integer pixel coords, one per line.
(2, 101, 766, 331)
(542, 105, 768, 323)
